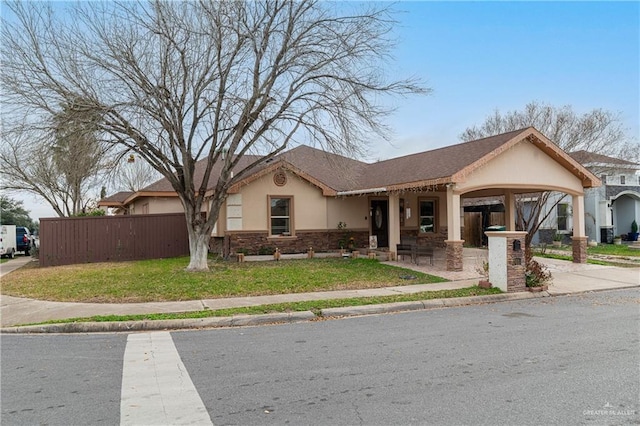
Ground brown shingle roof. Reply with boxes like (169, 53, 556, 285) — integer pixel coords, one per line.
(569, 150, 639, 167)
(105, 126, 600, 203)
(279, 145, 368, 192)
(98, 191, 134, 206)
(141, 154, 265, 192)
(359, 128, 528, 189)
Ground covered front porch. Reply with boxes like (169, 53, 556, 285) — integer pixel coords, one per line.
(361, 128, 601, 271)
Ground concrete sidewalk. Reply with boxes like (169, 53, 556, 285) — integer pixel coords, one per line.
(1, 254, 638, 331)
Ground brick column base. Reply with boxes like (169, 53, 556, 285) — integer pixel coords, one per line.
(572, 236, 588, 264)
(445, 240, 464, 271)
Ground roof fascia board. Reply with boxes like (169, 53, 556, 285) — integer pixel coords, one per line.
(386, 178, 451, 193)
(227, 160, 337, 196)
(525, 128, 602, 188)
(122, 191, 179, 205)
(450, 128, 532, 184)
(451, 127, 602, 189)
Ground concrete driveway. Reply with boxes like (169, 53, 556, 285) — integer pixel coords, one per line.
(536, 257, 640, 294)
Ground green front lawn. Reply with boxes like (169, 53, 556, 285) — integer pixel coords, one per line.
(1, 257, 448, 303)
(549, 243, 640, 257)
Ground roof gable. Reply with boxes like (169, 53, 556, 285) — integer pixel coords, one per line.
(228, 145, 368, 195)
(450, 127, 600, 188)
(359, 128, 526, 191)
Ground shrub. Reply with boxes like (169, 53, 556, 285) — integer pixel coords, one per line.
(258, 246, 275, 255)
(73, 209, 106, 217)
(526, 259, 552, 287)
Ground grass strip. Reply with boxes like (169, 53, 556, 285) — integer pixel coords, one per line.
(31, 286, 502, 325)
(534, 252, 636, 267)
(545, 245, 640, 257)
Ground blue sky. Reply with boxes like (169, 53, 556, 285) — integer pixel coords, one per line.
(368, 0, 639, 160)
(12, 1, 640, 219)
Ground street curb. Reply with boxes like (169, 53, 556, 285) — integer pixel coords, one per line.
(546, 283, 640, 297)
(0, 311, 317, 334)
(0, 292, 552, 334)
(320, 291, 549, 318)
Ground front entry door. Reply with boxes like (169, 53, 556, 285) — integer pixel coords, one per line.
(370, 200, 389, 248)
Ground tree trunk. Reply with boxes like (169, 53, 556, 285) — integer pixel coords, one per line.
(185, 226, 210, 271)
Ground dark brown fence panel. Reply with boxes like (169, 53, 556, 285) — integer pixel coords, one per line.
(39, 213, 189, 267)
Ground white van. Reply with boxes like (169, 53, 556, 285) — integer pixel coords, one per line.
(1, 225, 17, 259)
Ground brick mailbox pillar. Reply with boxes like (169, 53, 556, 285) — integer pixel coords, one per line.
(485, 231, 527, 292)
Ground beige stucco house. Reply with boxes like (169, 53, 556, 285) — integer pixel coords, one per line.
(99, 127, 600, 270)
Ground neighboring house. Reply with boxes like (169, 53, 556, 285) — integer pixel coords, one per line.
(99, 127, 600, 271)
(98, 191, 134, 215)
(533, 151, 640, 244)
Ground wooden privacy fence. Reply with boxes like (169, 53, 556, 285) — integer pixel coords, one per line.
(39, 213, 190, 267)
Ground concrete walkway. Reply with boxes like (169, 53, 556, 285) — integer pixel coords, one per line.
(1, 252, 638, 330)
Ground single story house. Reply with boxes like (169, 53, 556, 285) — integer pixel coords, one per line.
(99, 127, 600, 271)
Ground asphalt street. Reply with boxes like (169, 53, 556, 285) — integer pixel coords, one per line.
(2, 289, 639, 425)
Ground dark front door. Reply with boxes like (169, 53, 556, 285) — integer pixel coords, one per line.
(370, 200, 389, 248)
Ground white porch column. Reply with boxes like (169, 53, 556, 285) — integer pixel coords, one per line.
(504, 191, 516, 231)
(388, 194, 400, 256)
(572, 194, 585, 237)
(446, 185, 461, 240)
(445, 184, 464, 271)
(572, 194, 587, 263)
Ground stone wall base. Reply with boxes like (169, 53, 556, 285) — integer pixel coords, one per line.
(505, 235, 526, 292)
(445, 240, 464, 271)
(572, 236, 588, 264)
(223, 230, 370, 257)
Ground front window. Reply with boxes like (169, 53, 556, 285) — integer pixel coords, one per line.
(419, 199, 437, 233)
(270, 197, 292, 236)
(557, 203, 569, 231)
(620, 175, 626, 185)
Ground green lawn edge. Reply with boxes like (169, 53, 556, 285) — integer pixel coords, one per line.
(534, 251, 638, 267)
(27, 286, 501, 326)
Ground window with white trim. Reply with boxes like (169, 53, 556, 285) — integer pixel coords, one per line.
(419, 199, 437, 233)
(270, 196, 292, 236)
(620, 175, 626, 185)
(557, 203, 569, 231)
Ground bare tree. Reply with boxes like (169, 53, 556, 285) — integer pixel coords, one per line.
(0, 94, 110, 217)
(50, 97, 108, 214)
(111, 155, 161, 192)
(1, 1, 428, 270)
(460, 101, 637, 257)
(0, 124, 106, 217)
(461, 102, 637, 163)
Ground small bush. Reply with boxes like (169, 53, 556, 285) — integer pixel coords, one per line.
(73, 209, 106, 217)
(526, 259, 552, 287)
(258, 246, 275, 255)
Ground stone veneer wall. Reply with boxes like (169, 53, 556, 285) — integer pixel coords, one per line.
(445, 240, 464, 271)
(572, 236, 588, 263)
(401, 226, 448, 248)
(505, 235, 526, 292)
(224, 230, 370, 256)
